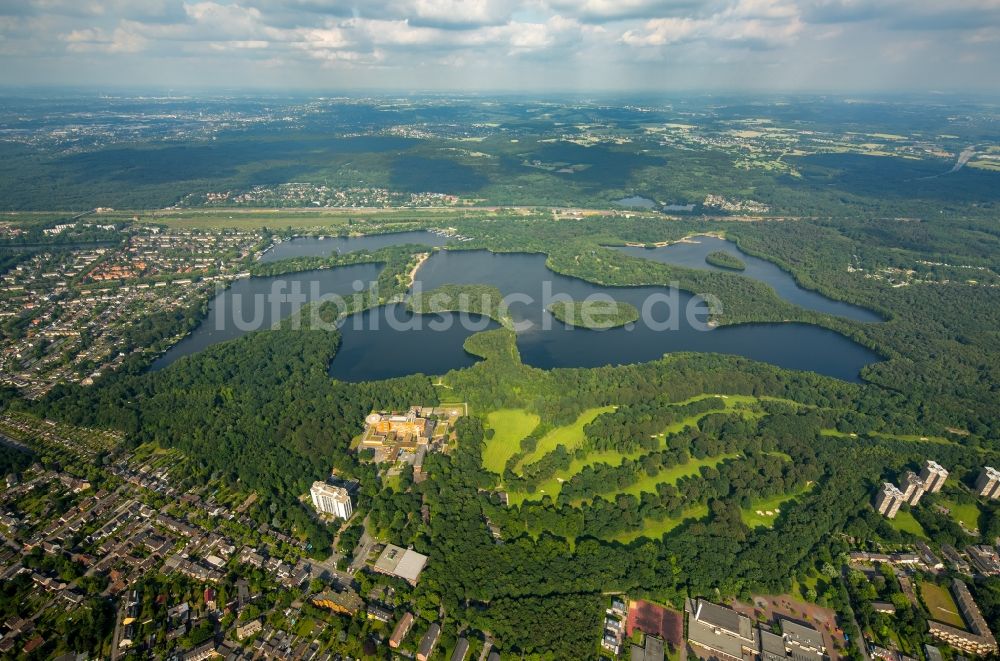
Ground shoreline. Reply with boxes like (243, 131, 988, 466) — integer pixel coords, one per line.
(407, 252, 430, 287)
(622, 231, 726, 249)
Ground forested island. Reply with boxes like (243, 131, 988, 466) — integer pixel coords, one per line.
(407, 283, 514, 329)
(547, 299, 640, 329)
(706, 250, 747, 270)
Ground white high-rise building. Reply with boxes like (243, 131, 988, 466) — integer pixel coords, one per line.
(310, 482, 353, 519)
(921, 460, 949, 493)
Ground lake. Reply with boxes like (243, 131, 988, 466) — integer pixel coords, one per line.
(151, 262, 384, 370)
(613, 195, 658, 209)
(330, 250, 880, 382)
(259, 230, 451, 263)
(155, 237, 881, 382)
(614, 236, 881, 322)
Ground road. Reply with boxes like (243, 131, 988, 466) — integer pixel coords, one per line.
(349, 526, 375, 575)
(109, 604, 125, 661)
(841, 565, 872, 661)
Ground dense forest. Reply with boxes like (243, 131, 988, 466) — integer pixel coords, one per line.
(3, 95, 999, 657)
(547, 298, 640, 329)
(705, 250, 746, 270)
(23, 308, 1000, 656)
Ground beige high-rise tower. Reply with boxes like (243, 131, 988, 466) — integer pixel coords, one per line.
(901, 471, 926, 505)
(875, 482, 906, 519)
(920, 460, 949, 493)
(976, 467, 1000, 500)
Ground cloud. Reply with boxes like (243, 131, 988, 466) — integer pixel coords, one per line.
(2, 0, 187, 22)
(621, 0, 802, 50)
(2, 0, 999, 90)
(64, 26, 148, 53)
(801, 0, 1000, 31)
(545, 0, 704, 22)
(240, 0, 519, 29)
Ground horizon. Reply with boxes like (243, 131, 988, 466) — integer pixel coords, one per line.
(1, 86, 999, 102)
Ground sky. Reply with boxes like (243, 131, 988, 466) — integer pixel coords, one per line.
(0, 0, 998, 93)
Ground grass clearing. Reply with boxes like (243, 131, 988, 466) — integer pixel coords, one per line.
(919, 581, 966, 628)
(382, 473, 401, 492)
(483, 409, 540, 474)
(820, 429, 961, 447)
(598, 453, 739, 503)
(741, 485, 813, 528)
(518, 406, 616, 467)
(890, 509, 928, 539)
(609, 505, 709, 544)
(508, 394, 786, 505)
(939, 499, 981, 530)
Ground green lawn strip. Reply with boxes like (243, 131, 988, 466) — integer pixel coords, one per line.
(890, 509, 929, 539)
(483, 408, 541, 474)
(517, 406, 616, 468)
(740, 484, 813, 528)
(608, 505, 710, 544)
(508, 395, 775, 504)
(919, 581, 966, 628)
(577, 453, 740, 506)
(506, 446, 646, 506)
(820, 429, 959, 446)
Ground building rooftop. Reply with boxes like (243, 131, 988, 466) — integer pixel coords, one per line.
(451, 637, 470, 661)
(374, 544, 428, 584)
(389, 612, 413, 647)
(310, 590, 363, 615)
(781, 619, 825, 652)
(694, 599, 740, 632)
(644, 634, 665, 661)
(686, 598, 756, 660)
(760, 630, 787, 660)
(418, 623, 441, 658)
(882, 482, 905, 498)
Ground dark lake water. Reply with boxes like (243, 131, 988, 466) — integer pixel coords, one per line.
(326, 306, 500, 382)
(330, 250, 880, 382)
(259, 230, 450, 263)
(615, 236, 881, 322)
(154, 239, 881, 382)
(613, 195, 657, 209)
(151, 263, 384, 370)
